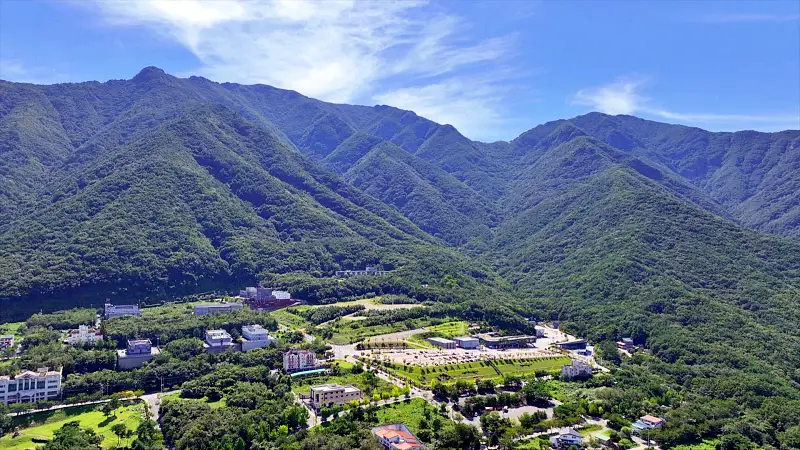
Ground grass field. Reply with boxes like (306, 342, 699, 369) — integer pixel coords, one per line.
(493, 356, 571, 377)
(391, 361, 501, 385)
(160, 392, 227, 409)
(388, 356, 571, 386)
(0, 322, 24, 338)
(373, 398, 448, 436)
(0, 402, 144, 450)
(270, 309, 311, 330)
(425, 321, 468, 337)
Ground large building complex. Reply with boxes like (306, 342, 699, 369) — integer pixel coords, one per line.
(309, 384, 362, 408)
(372, 424, 429, 450)
(555, 339, 588, 350)
(241, 324, 277, 352)
(334, 266, 390, 277)
(283, 349, 318, 372)
(64, 325, 103, 345)
(104, 302, 141, 319)
(453, 336, 479, 349)
(0, 367, 62, 405)
(561, 360, 593, 380)
(117, 339, 159, 370)
(477, 332, 535, 349)
(193, 302, 243, 316)
(204, 329, 235, 353)
(426, 337, 456, 349)
(238, 287, 296, 309)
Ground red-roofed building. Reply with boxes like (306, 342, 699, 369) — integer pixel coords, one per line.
(372, 424, 428, 450)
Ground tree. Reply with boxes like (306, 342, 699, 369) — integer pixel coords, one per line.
(111, 422, 128, 447)
(435, 422, 481, 450)
(41, 421, 103, 450)
(131, 419, 163, 450)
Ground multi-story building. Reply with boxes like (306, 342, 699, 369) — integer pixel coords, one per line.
(283, 349, 317, 372)
(238, 287, 291, 301)
(117, 339, 159, 370)
(632, 415, 665, 434)
(616, 338, 634, 350)
(561, 360, 593, 380)
(534, 325, 546, 338)
(64, 325, 104, 346)
(0, 335, 14, 351)
(550, 429, 584, 448)
(334, 266, 390, 277)
(309, 384, 362, 408)
(0, 367, 62, 405)
(204, 329, 235, 353)
(555, 339, 588, 350)
(241, 324, 277, 352)
(104, 302, 141, 319)
(372, 424, 429, 450)
(453, 336, 479, 349)
(193, 302, 243, 316)
(426, 337, 456, 349)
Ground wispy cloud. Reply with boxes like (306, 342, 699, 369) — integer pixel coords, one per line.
(693, 12, 800, 24)
(571, 77, 800, 131)
(86, 0, 520, 140)
(0, 59, 32, 82)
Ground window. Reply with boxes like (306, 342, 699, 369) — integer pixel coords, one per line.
(37, 381, 46, 389)
(8, 384, 16, 392)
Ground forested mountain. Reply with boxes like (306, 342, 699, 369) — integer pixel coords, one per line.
(1, 67, 799, 447)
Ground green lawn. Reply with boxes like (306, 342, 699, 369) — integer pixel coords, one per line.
(425, 321, 468, 337)
(270, 309, 311, 330)
(493, 356, 571, 377)
(291, 371, 395, 397)
(0, 322, 24, 338)
(0, 402, 144, 450)
(161, 392, 227, 409)
(391, 361, 501, 386)
(373, 398, 448, 435)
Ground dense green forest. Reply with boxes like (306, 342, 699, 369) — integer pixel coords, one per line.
(1, 67, 799, 448)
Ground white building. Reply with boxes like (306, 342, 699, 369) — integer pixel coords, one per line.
(453, 336, 479, 349)
(193, 302, 243, 316)
(633, 415, 665, 434)
(117, 339, 159, 370)
(426, 337, 456, 349)
(372, 424, 429, 450)
(550, 429, 584, 448)
(238, 287, 291, 301)
(241, 324, 277, 352)
(561, 360, 593, 380)
(0, 335, 14, 351)
(309, 384, 363, 408)
(204, 329, 235, 353)
(534, 325, 546, 337)
(104, 302, 141, 319)
(64, 325, 104, 345)
(0, 367, 62, 405)
(284, 349, 317, 372)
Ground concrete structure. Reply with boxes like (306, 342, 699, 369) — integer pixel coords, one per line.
(241, 324, 277, 352)
(372, 423, 429, 450)
(477, 332, 535, 349)
(204, 329, 235, 353)
(534, 325, 546, 338)
(238, 287, 291, 301)
(561, 360, 593, 380)
(550, 429, 584, 448)
(64, 325, 103, 345)
(284, 349, 318, 372)
(193, 302, 243, 316)
(616, 338, 634, 350)
(632, 415, 665, 434)
(453, 336, 479, 349)
(335, 266, 390, 277)
(104, 302, 141, 319)
(309, 384, 362, 408)
(117, 339, 159, 370)
(426, 337, 456, 349)
(0, 335, 14, 351)
(0, 367, 62, 406)
(555, 339, 588, 350)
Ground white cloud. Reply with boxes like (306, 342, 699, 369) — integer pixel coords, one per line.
(571, 77, 800, 130)
(693, 12, 800, 24)
(374, 76, 511, 141)
(0, 59, 29, 81)
(87, 0, 516, 110)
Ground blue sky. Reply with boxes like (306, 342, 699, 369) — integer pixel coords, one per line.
(1, 0, 798, 141)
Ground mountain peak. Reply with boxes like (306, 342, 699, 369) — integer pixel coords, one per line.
(132, 66, 168, 83)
